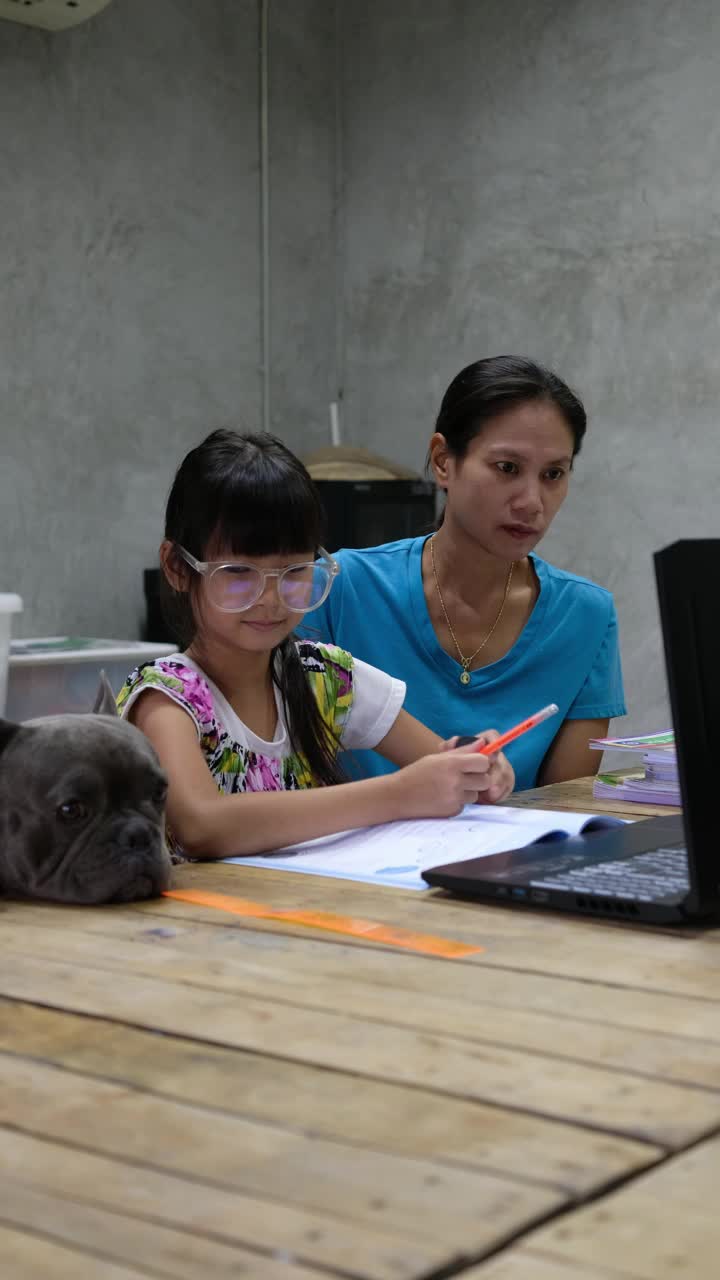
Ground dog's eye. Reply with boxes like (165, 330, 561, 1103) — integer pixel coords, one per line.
(56, 800, 88, 824)
(152, 780, 168, 806)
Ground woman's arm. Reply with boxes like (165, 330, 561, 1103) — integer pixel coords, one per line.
(371, 707, 442, 763)
(536, 717, 608, 786)
(538, 597, 624, 787)
(130, 692, 502, 858)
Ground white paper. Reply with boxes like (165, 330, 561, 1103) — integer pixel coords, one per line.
(223, 805, 619, 890)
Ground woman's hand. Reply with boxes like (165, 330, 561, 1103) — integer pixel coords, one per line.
(438, 730, 514, 804)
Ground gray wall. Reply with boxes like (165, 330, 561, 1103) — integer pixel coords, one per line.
(338, 0, 720, 737)
(0, 0, 335, 640)
(268, 2, 338, 454)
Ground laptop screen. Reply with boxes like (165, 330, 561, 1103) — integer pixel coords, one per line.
(654, 540, 720, 911)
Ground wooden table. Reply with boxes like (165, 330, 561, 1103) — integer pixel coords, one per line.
(3, 777, 719, 1279)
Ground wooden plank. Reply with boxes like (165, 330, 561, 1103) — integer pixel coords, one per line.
(504, 1131, 720, 1280)
(0, 1052, 561, 1253)
(10, 907, 720, 1043)
(0, 1175, 366, 1280)
(7, 883, 720, 1010)
(0, 952, 717, 1146)
(141, 862, 720, 998)
(1, 1221, 153, 1280)
(8, 862, 720, 1005)
(0, 1127, 454, 1280)
(0, 1000, 657, 1199)
(453, 1252, 646, 1279)
(3, 918, 720, 1090)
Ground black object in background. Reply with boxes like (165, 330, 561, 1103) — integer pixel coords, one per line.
(314, 479, 435, 551)
(143, 569, 170, 643)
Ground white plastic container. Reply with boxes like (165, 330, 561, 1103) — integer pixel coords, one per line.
(5, 637, 178, 722)
(0, 594, 23, 716)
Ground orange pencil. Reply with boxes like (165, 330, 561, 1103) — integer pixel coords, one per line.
(459, 703, 559, 756)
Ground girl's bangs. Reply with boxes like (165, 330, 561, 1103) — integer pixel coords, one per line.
(211, 460, 324, 559)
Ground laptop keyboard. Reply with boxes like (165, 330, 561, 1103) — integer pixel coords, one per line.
(532, 847, 690, 902)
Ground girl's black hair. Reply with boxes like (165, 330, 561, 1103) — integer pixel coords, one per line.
(431, 354, 587, 463)
(162, 429, 345, 787)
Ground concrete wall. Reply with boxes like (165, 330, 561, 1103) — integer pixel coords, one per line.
(0, 0, 335, 640)
(338, 0, 720, 735)
(268, 1, 338, 454)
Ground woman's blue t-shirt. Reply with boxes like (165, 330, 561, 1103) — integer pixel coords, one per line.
(298, 535, 626, 790)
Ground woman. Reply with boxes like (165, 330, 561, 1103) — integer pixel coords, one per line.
(301, 355, 626, 790)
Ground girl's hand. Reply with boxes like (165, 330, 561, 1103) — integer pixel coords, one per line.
(438, 730, 514, 805)
(389, 735, 514, 819)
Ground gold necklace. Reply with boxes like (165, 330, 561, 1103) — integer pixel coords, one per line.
(429, 534, 515, 685)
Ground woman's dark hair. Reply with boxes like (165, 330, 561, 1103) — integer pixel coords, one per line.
(432, 354, 587, 463)
(162, 428, 345, 786)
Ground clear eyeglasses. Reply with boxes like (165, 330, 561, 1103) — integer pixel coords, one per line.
(176, 546, 339, 613)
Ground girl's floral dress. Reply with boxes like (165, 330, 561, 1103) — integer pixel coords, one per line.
(117, 640, 355, 859)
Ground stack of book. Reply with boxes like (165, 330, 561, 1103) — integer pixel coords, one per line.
(589, 731, 681, 806)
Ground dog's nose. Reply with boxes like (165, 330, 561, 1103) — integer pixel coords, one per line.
(119, 818, 155, 854)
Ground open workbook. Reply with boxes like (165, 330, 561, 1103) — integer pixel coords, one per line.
(223, 805, 625, 891)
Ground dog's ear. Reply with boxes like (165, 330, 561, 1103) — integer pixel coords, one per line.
(92, 671, 119, 718)
(0, 719, 21, 759)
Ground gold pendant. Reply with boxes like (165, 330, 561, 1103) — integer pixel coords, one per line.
(460, 670, 471, 685)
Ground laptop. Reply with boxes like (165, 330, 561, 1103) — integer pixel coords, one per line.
(422, 540, 720, 925)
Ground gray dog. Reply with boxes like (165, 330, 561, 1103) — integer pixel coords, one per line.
(0, 675, 171, 903)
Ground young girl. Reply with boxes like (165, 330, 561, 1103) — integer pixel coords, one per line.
(117, 430, 514, 860)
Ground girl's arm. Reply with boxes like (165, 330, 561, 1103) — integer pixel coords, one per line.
(537, 717, 609, 786)
(130, 692, 505, 859)
(374, 708, 514, 804)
